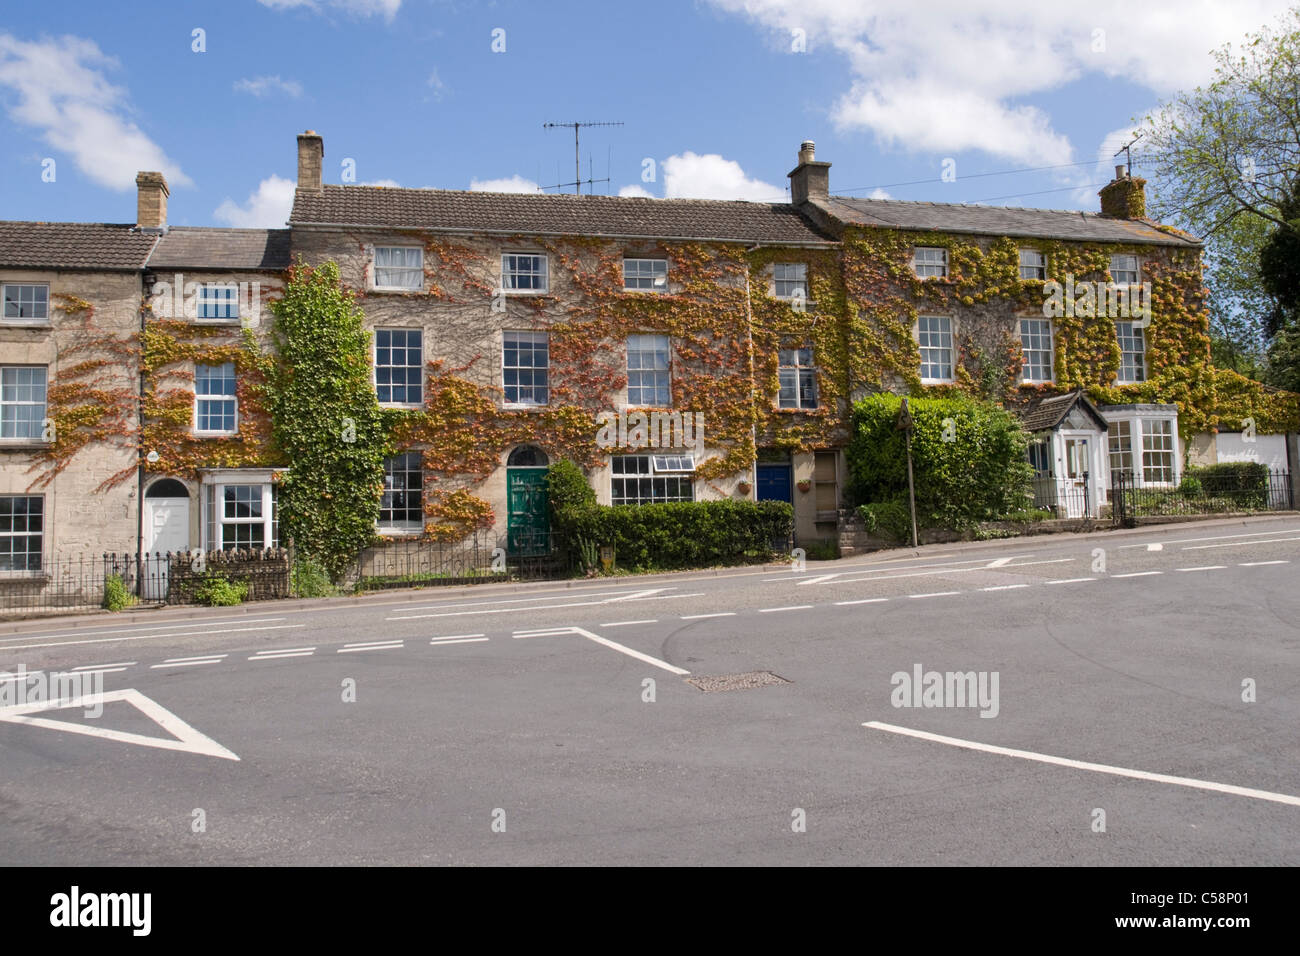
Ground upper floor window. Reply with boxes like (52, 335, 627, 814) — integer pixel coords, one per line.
(194, 363, 237, 434)
(375, 328, 423, 405)
(2, 284, 49, 323)
(374, 247, 423, 290)
(777, 348, 818, 409)
(1019, 318, 1053, 383)
(502, 253, 548, 293)
(913, 247, 948, 278)
(917, 316, 954, 382)
(0, 366, 47, 441)
(626, 333, 670, 406)
(197, 283, 239, 322)
(0, 495, 43, 571)
(1110, 254, 1139, 285)
(1018, 249, 1047, 280)
(503, 331, 549, 406)
(1116, 321, 1146, 383)
(624, 258, 667, 292)
(773, 263, 808, 300)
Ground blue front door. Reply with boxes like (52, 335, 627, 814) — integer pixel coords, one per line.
(756, 463, 793, 502)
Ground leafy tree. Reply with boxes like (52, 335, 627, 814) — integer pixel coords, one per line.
(265, 260, 389, 580)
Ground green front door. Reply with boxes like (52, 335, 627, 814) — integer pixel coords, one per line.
(507, 468, 550, 556)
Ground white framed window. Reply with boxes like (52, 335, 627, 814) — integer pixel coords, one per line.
(202, 480, 277, 551)
(1019, 318, 1053, 383)
(610, 454, 694, 505)
(1107, 420, 1132, 479)
(651, 454, 695, 472)
(502, 331, 548, 406)
(1028, 438, 1051, 477)
(374, 247, 423, 290)
(1116, 322, 1146, 383)
(913, 247, 948, 278)
(1103, 411, 1179, 488)
(777, 348, 818, 409)
(1018, 249, 1047, 280)
(194, 363, 237, 434)
(0, 494, 43, 571)
(502, 253, 548, 293)
(624, 258, 667, 291)
(1142, 419, 1175, 484)
(773, 263, 808, 299)
(626, 333, 670, 406)
(375, 328, 423, 405)
(196, 283, 239, 322)
(379, 452, 423, 532)
(1110, 254, 1139, 285)
(2, 283, 49, 323)
(0, 366, 48, 440)
(917, 316, 954, 382)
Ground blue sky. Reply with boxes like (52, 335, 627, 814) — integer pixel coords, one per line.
(0, 0, 1293, 228)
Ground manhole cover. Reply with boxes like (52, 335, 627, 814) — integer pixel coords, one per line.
(684, 671, 791, 693)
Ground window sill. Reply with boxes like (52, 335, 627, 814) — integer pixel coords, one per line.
(502, 403, 549, 412)
(193, 432, 241, 440)
(194, 318, 241, 326)
(379, 402, 424, 411)
(0, 441, 51, 451)
(0, 321, 52, 330)
(370, 286, 424, 294)
(0, 571, 49, 583)
(920, 379, 955, 386)
(376, 527, 423, 537)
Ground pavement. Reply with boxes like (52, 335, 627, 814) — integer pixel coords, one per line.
(1, 515, 1297, 865)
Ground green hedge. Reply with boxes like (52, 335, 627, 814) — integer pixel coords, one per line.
(1185, 461, 1270, 500)
(847, 393, 1033, 534)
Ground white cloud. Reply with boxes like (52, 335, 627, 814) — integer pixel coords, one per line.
(707, 0, 1294, 165)
(213, 175, 296, 228)
(0, 33, 190, 190)
(233, 75, 303, 98)
(661, 152, 786, 201)
(618, 184, 655, 198)
(258, 0, 401, 20)
(469, 175, 543, 194)
(362, 178, 402, 187)
(867, 188, 891, 200)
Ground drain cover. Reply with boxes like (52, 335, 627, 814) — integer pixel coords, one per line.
(685, 671, 791, 693)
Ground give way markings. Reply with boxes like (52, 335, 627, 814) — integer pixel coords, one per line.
(514, 625, 690, 676)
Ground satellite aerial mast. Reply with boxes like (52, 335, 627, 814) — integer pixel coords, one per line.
(542, 121, 624, 194)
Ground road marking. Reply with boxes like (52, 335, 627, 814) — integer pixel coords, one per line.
(768, 554, 1014, 584)
(793, 574, 842, 586)
(863, 721, 1300, 808)
(1112, 571, 1162, 578)
(987, 556, 1029, 567)
(1175, 566, 1226, 572)
(1146, 543, 1163, 551)
(908, 591, 962, 599)
(1, 623, 305, 653)
(804, 557, 1073, 588)
(1046, 578, 1095, 585)
(249, 648, 315, 661)
(0, 688, 239, 761)
(386, 592, 704, 622)
(758, 605, 813, 613)
(1181, 536, 1300, 551)
(1121, 527, 1300, 548)
(681, 612, 735, 619)
(1240, 560, 1290, 567)
(512, 626, 690, 675)
(395, 587, 677, 614)
(0, 616, 287, 646)
(603, 588, 670, 603)
(338, 640, 404, 653)
(980, 584, 1029, 591)
(71, 662, 135, 671)
(835, 598, 889, 605)
(151, 659, 223, 670)
(64, 666, 131, 675)
(429, 637, 488, 645)
(431, 633, 486, 640)
(601, 620, 658, 627)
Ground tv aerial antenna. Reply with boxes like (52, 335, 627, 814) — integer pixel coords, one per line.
(542, 121, 623, 194)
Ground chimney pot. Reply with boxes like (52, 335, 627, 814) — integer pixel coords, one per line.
(297, 130, 325, 191)
(788, 140, 830, 206)
(1115, 164, 1126, 180)
(135, 171, 169, 231)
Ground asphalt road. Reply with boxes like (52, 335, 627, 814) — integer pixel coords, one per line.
(2, 515, 1298, 865)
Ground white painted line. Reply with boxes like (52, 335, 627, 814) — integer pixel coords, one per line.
(0, 616, 287, 646)
(863, 721, 1300, 808)
(250, 647, 316, 655)
(71, 662, 135, 671)
(808, 557, 1074, 588)
(1175, 566, 1226, 572)
(387, 592, 705, 621)
(568, 627, 690, 676)
(986, 556, 1030, 567)
(1182, 536, 1300, 551)
(1240, 560, 1290, 567)
(431, 633, 486, 640)
(1046, 577, 1095, 585)
(1121, 528, 1300, 548)
(2, 623, 306, 653)
(396, 586, 677, 614)
(601, 620, 658, 627)
(980, 584, 1029, 591)
(1146, 543, 1163, 551)
(1112, 571, 1162, 578)
(908, 591, 962, 599)
(835, 598, 889, 605)
(793, 573, 842, 587)
(248, 651, 314, 660)
(64, 667, 129, 675)
(602, 588, 670, 603)
(161, 653, 229, 663)
(429, 637, 488, 646)
(681, 612, 736, 619)
(337, 642, 403, 653)
(758, 605, 813, 613)
(150, 659, 222, 670)
(0, 689, 239, 760)
(513, 629, 575, 639)
(766, 554, 1010, 584)
(342, 640, 405, 649)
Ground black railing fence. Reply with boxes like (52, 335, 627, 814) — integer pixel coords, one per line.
(345, 531, 571, 591)
(1030, 475, 1094, 519)
(1111, 470, 1294, 527)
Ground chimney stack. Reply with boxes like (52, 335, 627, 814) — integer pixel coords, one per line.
(788, 139, 831, 206)
(135, 172, 169, 231)
(1099, 165, 1147, 219)
(297, 129, 324, 191)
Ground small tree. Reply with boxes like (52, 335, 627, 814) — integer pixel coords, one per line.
(265, 260, 389, 580)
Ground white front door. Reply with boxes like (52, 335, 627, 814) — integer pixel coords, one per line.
(144, 497, 190, 600)
(1060, 432, 1096, 518)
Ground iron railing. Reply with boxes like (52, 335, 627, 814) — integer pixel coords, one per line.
(1030, 475, 1094, 519)
(1112, 470, 1294, 527)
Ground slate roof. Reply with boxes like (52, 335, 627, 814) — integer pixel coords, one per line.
(1018, 389, 1110, 432)
(147, 227, 292, 271)
(820, 197, 1199, 247)
(0, 222, 158, 270)
(290, 185, 835, 244)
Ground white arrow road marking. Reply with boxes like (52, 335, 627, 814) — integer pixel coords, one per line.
(602, 588, 670, 603)
(794, 574, 842, 587)
(0, 689, 239, 761)
(863, 721, 1300, 808)
(513, 626, 689, 675)
(986, 556, 1029, 567)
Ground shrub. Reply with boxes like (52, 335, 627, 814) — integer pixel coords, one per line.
(847, 393, 1033, 532)
(193, 574, 249, 607)
(546, 459, 597, 515)
(999, 508, 1055, 523)
(1177, 473, 1204, 496)
(1184, 461, 1270, 507)
(804, 539, 840, 560)
(858, 499, 914, 542)
(102, 574, 135, 611)
(291, 556, 337, 598)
